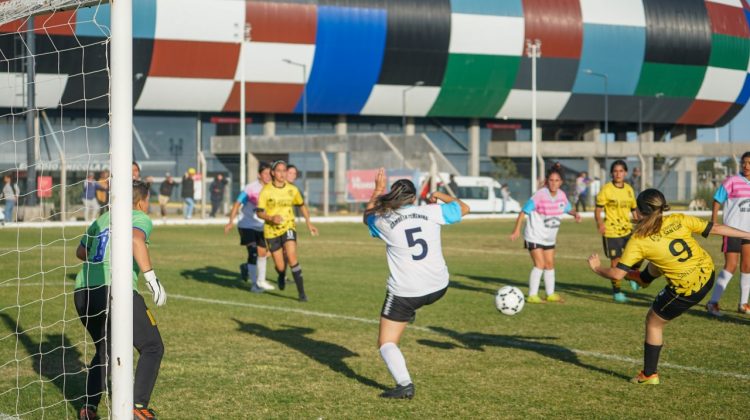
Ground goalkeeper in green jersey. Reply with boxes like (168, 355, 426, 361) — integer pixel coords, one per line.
(74, 180, 167, 420)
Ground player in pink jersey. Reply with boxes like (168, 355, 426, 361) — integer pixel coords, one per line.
(510, 169, 581, 303)
(706, 152, 750, 316)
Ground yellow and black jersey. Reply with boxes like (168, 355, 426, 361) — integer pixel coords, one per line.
(596, 182, 637, 238)
(618, 213, 714, 296)
(257, 182, 304, 239)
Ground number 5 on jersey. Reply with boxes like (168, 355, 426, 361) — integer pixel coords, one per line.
(405, 227, 428, 260)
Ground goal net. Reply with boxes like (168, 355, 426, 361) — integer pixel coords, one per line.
(0, 1, 132, 418)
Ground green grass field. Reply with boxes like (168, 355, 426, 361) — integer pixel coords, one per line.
(1, 218, 750, 419)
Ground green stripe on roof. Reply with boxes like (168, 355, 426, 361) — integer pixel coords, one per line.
(635, 62, 707, 98)
(429, 54, 519, 117)
(709, 33, 750, 71)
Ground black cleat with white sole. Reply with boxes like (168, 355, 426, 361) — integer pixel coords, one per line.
(380, 383, 415, 399)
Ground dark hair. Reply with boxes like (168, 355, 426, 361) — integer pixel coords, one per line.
(741, 152, 750, 162)
(610, 159, 627, 174)
(633, 188, 670, 238)
(133, 180, 150, 206)
(546, 168, 563, 181)
(287, 164, 298, 171)
(271, 160, 287, 170)
(367, 179, 417, 216)
(258, 162, 271, 173)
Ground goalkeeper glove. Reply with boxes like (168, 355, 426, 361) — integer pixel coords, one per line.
(143, 270, 167, 307)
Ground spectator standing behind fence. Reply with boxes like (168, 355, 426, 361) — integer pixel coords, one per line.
(96, 170, 109, 213)
(575, 172, 590, 212)
(158, 173, 175, 221)
(2, 175, 20, 224)
(629, 167, 642, 196)
(181, 169, 195, 219)
(82, 173, 104, 221)
(209, 173, 228, 218)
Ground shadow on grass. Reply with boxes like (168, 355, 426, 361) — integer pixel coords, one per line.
(233, 319, 388, 391)
(419, 326, 630, 381)
(181, 266, 300, 301)
(0, 313, 87, 412)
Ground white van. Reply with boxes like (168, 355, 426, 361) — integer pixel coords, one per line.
(445, 176, 521, 213)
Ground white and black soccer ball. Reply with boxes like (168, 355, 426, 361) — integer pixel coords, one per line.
(495, 286, 525, 316)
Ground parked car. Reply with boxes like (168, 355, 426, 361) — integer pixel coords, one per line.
(443, 176, 521, 213)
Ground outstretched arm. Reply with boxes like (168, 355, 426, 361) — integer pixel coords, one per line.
(587, 253, 627, 281)
(224, 201, 242, 234)
(711, 223, 750, 241)
(429, 191, 470, 216)
(363, 168, 387, 224)
(299, 204, 318, 236)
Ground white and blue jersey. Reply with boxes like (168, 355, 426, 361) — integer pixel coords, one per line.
(366, 202, 462, 297)
(236, 181, 264, 231)
(521, 188, 571, 246)
(714, 174, 750, 232)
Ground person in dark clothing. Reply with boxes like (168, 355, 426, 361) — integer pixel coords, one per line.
(209, 173, 228, 217)
(158, 173, 176, 220)
(181, 169, 195, 219)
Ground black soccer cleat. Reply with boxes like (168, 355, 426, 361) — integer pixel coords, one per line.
(278, 276, 286, 290)
(298, 294, 308, 302)
(239, 264, 249, 282)
(380, 383, 415, 399)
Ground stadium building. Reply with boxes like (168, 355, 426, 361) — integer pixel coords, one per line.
(2, 0, 750, 206)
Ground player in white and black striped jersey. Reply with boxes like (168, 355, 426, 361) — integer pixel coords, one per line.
(364, 168, 470, 399)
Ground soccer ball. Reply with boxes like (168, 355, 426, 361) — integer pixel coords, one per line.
(495, 286, 525, 316)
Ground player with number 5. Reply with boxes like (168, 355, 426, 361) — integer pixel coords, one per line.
(364, 168, 470, 399)
(587, 188, 750, 385)
(74, 180, 166, 420)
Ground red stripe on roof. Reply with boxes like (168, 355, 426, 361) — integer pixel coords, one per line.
(34, 11, 76, 36)
(247, 1, 317, 44)
(223, 82, 303, 113)
(522, 0, 583, 59)
(148, 40, 240, 79)
(677, 100, 734, 125)
(706, 2, 750, 38)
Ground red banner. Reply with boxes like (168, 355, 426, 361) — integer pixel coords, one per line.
(37, 176, 53, 198)
(346, 170, 378, 202)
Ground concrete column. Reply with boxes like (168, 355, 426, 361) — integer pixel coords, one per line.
(638, 124, 655, 189)
(583, 123, 605, 183)
(247, 153, 258, 186)
(335, 151, 347, 205)
(468, 118, 480, 176)
(582, 123, 601, 143)
(264, 113, 276, 136)
(671, 125, 697, 201)
(336, 115, 347, 135)
(404, 116, 416, 136)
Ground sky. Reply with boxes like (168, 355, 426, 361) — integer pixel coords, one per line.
(696, 104, 750, 143)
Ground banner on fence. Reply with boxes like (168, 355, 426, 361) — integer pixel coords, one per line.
(346, 169, 420, 203)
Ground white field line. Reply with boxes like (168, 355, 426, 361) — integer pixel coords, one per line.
(171, 293, 750, 381)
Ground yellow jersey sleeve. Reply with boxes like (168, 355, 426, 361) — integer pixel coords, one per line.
(625, 184, 637, 210)
(595, 186, 607, 207)
(681, 214, 713, 238)
(618, 237, 644, 270)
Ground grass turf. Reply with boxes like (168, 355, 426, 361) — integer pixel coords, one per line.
(1, 218, 749, 418)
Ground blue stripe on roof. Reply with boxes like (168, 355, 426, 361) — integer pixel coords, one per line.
(736, 73, 750, 105)
(76, 0, 156, 38)
(450, 0, 523, 17)
(573, 24, 645, 95)
(296, 5, 387, 115)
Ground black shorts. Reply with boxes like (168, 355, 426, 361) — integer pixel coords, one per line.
(380, 287, 447, 322)
(266, 229, 297, 252)
(652, 272, 714, 321)
(239, 228, 265, 248)
(602, 234, 631, 259)
(721, 236, 750, 253)
(524, 241, 555, 251)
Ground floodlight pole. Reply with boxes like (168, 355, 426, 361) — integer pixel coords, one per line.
(527, 39, 541, 194)
(401, 81, 424, 134)
(239, 23, 250, 188)
(584, 69, 608, 175)
(111, 0, 134, 417)
(283, 58, 308, 187)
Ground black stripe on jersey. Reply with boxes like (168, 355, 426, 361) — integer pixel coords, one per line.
(701, 222, 713, 238)
(616, 262, 633, 272)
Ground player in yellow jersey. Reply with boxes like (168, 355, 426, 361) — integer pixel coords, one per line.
(587, 189, 750, 385)
(595, 160, 638, 302)
(256, 160, 318, 301)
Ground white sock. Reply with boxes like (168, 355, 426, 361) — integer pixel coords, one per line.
(709, 269, 733, 303)
(543, 269, 555, 296)
(247, 264, 257, 286)
(257, 256, 267, 284)
(379, 342, 411, 386)
(740, 272, 750, 305)
(528, 267, 543, 297)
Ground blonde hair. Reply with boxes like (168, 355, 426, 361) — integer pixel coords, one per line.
(633, 189, 670, 238)
(366, 179, 417, 217)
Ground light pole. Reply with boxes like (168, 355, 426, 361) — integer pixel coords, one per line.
(283, 58, 308, 186)
(584, 69, 608, 175)
(239, 23, 251, 188)
(526, 39, 541, 194)
(637, 92, 663, 192)
(402, 81, 424, 134)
